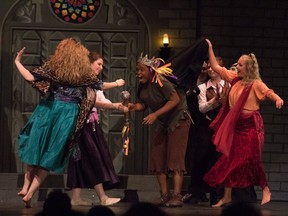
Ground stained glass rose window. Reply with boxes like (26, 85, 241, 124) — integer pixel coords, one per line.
(50, 0, 101, 24)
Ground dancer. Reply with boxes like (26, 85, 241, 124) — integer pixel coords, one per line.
(15, 38, 102, 208)
(126, 54, 191, 207)
(67, 51, 125, 206)
(203, 39, 284, 207)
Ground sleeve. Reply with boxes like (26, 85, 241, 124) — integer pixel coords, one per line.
(96, 90, 111, 103)
(198, 83, 219, 114)
(218, 67, 238, 83)
(30, 71, 44, 82)
(29, 65, 51, 94)
(93, 80, 103, 90)
(253, 80, 278, 101)
(158, 77, 176, 100)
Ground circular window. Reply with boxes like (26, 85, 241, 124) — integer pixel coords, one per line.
(50, 0, 101, 24)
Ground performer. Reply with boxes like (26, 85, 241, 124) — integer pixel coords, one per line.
(203, 39, 284, 207)
(164, 38, 209, 204)
(126, 54, 191, 207)
(14, 38, 101, 208)
(67, 51, 126, 206)
(190, 58, 229, 205)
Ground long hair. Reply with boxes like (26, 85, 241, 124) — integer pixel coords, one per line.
(241, 53, 261, 84)
(48, 38, 93, 85)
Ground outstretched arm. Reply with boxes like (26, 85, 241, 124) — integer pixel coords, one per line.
(95, 100, 128, 112)
(14, 47, 35, 81)
(267, 92, 284, 109)
(103, 79, 125, 90)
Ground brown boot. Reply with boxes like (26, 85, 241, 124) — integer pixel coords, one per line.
(165, 193, 183, 207)
(153, 192, 170, 206)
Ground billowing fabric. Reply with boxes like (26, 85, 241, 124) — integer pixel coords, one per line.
(204, 111, 267, 189)
(166, 38, 209, 91)
(18, 67, 101, 173)
(18, 99, 79, 173)
(67, 117, 119, 188)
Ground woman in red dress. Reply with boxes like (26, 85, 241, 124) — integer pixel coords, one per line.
(204, 39, 284, 207)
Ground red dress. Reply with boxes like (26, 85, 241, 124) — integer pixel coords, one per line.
(203, 111, 267, 189)
(203, 78, 267, 189)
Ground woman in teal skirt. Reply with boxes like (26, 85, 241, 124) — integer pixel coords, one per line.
(15, 38, 101, 207)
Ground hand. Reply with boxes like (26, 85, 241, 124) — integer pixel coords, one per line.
(127, 103, 135, 111)
(219, 81, 229, 104)
(115, 79, 125, 87)
(15, 47, 26, 63)
(142, 113, 157, 125)
(214, 82, 229, 104)
(276, 99, 284, 109)
(205, 39, 212, 47)
(113, 103, 129, 112)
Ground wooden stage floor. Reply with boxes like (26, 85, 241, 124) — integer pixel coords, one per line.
(0, 201, 287, 216)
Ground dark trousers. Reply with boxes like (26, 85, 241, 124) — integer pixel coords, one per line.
(232, 186, 257, 203)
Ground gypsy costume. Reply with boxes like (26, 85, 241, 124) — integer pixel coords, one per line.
(204, 67, 277, 189)
(18, 62, 101, 173)
(67, 90, 119, 188)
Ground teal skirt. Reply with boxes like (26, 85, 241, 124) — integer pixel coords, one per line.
(18, 99, 79, 173)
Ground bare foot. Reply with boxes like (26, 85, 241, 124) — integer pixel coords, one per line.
(261, 187, 271, 205)
(17, 190, 27, 197)
(212, 199, 232, 208)
(22, 197, 32, 208)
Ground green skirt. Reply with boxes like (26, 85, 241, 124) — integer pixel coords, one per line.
(18, 99, 79, 173)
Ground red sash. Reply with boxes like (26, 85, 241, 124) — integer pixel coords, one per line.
(210, 78, 253, 157)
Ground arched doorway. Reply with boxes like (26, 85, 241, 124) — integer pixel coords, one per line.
(0, 0, 150, 175)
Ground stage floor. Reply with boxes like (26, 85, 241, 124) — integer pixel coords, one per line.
(0, 201, 287, 216)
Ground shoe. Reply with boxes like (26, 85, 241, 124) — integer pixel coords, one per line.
(199, 193, 209, 202)
(71, 199, 93, 206)
(165, 193, 183, 207)
(182, 193, 193, 203)
(153, 192, 170, 206)
(100, 197, 121, 206)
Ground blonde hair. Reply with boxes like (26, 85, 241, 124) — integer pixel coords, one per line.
(48, 38, 93, 85)
(241, 53, 261, 84)
(216, 56, 224, 67)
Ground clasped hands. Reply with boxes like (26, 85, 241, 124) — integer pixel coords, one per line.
(215, 81, 229, 104)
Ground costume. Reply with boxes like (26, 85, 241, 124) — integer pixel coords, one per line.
(189, 79, 225, 204)
(163, 38, 210, 201)
(138, 77, 190, 173)
(204, 67, 276, 189)
(67, 90, 120, 188)
(18, 63, 101, 173)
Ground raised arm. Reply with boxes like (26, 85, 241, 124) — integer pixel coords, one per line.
(14, 47, 35, 81)
(206, 39, 223, 74)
